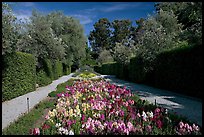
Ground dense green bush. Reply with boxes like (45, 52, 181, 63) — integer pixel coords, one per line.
(2, 52, 36, 102)
(36, 70, 52, 87)
(128, 56, 147, 83)
(101, 62, 117, 75)
(154, 45, 203, 98)
(52, 60, 63, 80)
(36, 58, 53, 86)
(62, 63, 71, 75)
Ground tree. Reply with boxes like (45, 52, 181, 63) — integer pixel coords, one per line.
(98, 50, 114, 65)
(17, 10, 66, 62)
(113, 42, 134, 65)
(2, 3, 18, 55)
(112, 19, 132, 44)
(88, 18, 112, 58)
(136, 9, 182, 72)
(155, 2, 202, 45)
(47, 12, 86, 67)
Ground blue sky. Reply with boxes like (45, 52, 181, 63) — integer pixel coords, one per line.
(6, 2, 157, 37)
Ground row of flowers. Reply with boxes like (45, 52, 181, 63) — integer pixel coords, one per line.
(30, 79, 201, 135)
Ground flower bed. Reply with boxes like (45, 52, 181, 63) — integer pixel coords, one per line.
(78, 72, 96, 79)
(30, 79, 202, 135)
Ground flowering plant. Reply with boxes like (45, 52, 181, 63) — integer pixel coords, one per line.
(31, 79, 202, 135)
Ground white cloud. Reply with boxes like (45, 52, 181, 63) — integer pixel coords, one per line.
(102, 3, 143, 12)
(71, 14, 93, 25)
(18, 2, 36, 7)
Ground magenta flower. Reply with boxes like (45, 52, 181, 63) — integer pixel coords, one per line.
(30, 128, 40, 135)
(154, 108, 160, 114)
(100, 114, 105, 121)
(82, 114, 86, 121)
(156, 120, 163, 129)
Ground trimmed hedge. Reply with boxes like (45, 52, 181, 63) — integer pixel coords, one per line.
(2, 52, 36, 102)
(36, 58, 53, 86)
(101, 62, 117, 75)
(62, 63, 71, 75)
(154, 45, 203, 98)
(52, 60, 63, 80)
(93, 45, 202, 99)
(128, 56, 147, 83)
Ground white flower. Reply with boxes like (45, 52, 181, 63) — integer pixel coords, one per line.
(69, 129, 74, 135)
(142, 111, 147, 120)
(55, 123, 61, 128)
(147, 111, 153, 118)
(63, 129, 69, 135)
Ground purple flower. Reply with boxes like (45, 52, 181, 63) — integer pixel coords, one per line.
(100, 114, 105, 121)
(119, 110, 124, 117)
(82, 114, 86, 121)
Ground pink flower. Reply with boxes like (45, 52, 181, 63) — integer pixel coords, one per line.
(154, 108, 160, 114)
(42, 124, 50, 130)
(30, 128, 40, 135)
(82, 114, 86, 121)
(156, 120, 163, 129)
(137, 113, 141, 118)
(100, 114, 105, 121)
(192, 124, 199, 131)
(119, 110, 124, 117)
(179, 121, 184, 129)
(127, 122, 134, 132)
(145, 125, 152, 133)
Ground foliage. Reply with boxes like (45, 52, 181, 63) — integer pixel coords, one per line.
(128, 56, 147, 83)
(62, 63, 71, 75)
(98, 50, 114, 65)
(154, 44, 203, 99)
(2, 52, 36, 102)
(17, 10, 66, 62)
(2, 3, 18, 55)
(36, 70, 52, 87)
(155, 2, 202, 46)
(88, 18, 112, 57)
(100, 62, 117, 75)
(113, 42, 135, 65)
(52, 60, 63, 80)
(111, 19, 133, 45)
(136, 9, 183, 72)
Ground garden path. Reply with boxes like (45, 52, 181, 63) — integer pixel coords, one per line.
(2, 73, 74, 130)
(101, 75, 202, 127)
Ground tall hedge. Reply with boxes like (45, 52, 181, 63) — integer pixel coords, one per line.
(63, 63, 71, 75)
(154, 45, 203, 98)
(101, 62, 117, 75)
(2, 52, 36, 102)
(36, 58, 53, 86)
(128, 56, 147, 83)
(52, 60, 63, 80)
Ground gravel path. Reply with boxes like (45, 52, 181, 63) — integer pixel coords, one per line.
(101, 75, 202, 127)
(2, 73, 74, 130)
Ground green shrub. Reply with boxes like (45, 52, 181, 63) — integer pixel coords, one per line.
(36, 70, 52, 87)
(36, 58, 53, 86)
(62, 63, 71, 75)
(52, 60, 63, 80)
(154, 45, 203, 98)
(101, 62, 117, 75)
(93, 65, 101, 73)
(2, 52, 36, 102)
(128, 56, 147, 83)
